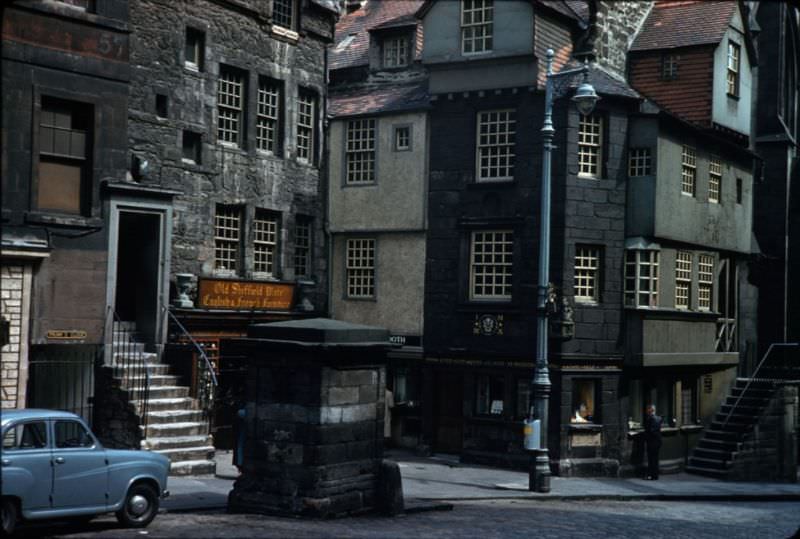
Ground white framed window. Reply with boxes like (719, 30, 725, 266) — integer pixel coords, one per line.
(727, 41, 740, 97)
(294, 218, 311, 278)
(624, 250, 659, 308)
(476, 109, 516, 182)
(182, 131, 202, 165)
(217, 68, 244, 147)
(297, 90, 315, 162)
(708, 155, 721, 203)
(185, 27, 204, 71)
(346, 238, 375, 298)
(383, 36, 408, 68)
(675, 251, 692, 309)
(257, 79, 280, 154)
(461, 0, 493, 54)
(681, 145, 696, 196)
(253, 211, 279, 277)
(578, 114, 603, 177)
(574, 245, 601, 302)
(698, 254, 714, 311)
(214, 205, 241, 274)
(470, 230, 513, 301)
(346, 118, 376, 184)
(662, 53, 678, 79)
(272, 0, 295, 30)
(394, 126, 411, 151)
(628, 148, 652, 177)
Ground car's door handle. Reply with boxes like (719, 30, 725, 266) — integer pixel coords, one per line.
(54, 457, 65, 464)
(1, 458, 10, 466)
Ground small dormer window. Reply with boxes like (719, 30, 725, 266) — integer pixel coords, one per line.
(661, 53, 678, 80)
(383, 36, 409, 68)
(727, 41, 740, 97)
(461, 0, 493, 55)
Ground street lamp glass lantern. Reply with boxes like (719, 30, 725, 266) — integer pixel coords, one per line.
(572, 81, 600, 116)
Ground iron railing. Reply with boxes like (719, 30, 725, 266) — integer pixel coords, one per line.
(109, 309, 151, 430)
(722, 342, 800, 428)
(164, 307, 218, 420)
(27, 345, 98, 426)
(715, 317, 737, 352)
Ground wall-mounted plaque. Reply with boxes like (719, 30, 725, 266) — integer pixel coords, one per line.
(473, 314, 504, 336)
(198, 278, 295, 311)
(46, 330, 87, 340)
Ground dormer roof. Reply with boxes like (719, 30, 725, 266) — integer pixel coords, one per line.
(415, 0, 588, 27)
(630, 1, 738, 52)
(330, 0, 424, 71)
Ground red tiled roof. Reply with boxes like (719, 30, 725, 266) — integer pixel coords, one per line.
(331, 0, 425, 71)
(630, 0, 737, 52)
(328, 81, 429, 118)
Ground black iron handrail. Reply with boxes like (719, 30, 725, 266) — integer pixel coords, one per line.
(722, 342, 800, 429)
(163, 307, 219, 388)
(108, 308, 151, 430)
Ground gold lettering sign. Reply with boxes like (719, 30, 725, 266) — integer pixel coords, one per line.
(198, 279, 295, 311)
(47, 330, 87, 340)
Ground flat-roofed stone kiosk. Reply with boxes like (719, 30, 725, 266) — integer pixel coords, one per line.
(228, 318, 393, 518)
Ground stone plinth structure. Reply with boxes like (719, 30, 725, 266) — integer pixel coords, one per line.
(228, 318, 394, 517)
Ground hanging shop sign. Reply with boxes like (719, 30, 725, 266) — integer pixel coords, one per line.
(46, 330, 87, 340)
(198, 278, 295, 311)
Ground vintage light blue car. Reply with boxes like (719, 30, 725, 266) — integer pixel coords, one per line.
(1, 409, 170, 535)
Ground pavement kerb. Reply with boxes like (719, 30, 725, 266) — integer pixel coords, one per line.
(407, 494, 800, 502)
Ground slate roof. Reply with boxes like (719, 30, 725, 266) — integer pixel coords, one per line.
(309, 0, 341, 15)
(562, 61, 641, 100)
(538, 0, 589, 25)
(330, 0, 425, 71)
(630, 0, 737, 52)
(329, 80, 430, 118)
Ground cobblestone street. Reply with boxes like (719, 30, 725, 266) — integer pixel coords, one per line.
(16, 500, 800, 539)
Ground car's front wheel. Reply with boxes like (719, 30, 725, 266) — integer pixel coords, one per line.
(1, 497, 18, 536)
(115, 483, 159, 528)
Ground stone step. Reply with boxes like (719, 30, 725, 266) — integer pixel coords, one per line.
(685, 464, 728, 479)
(112, 340, 146, 353)
(142, 421, 208, 438)
(145, 386, 191, 399)
(704, 428, 742, 442)
(723, 395, 769, 408)
(114, 351, 159, 362)
(146, 409, 205, 424)
(143, 434, 213, 451)
(120, 374, 180, 387)
(114, 321, 137, 331)
(114, 363, 171, 376)
(168, 459, 216, 476)
(692, 447, 735, 461)
(687, 456, 731, 470)
(139, 397, 198, 412)
(697, 438, 741, 452)
(709, 420, 752, 432)
(733, 378, 776, 388)
(154, 445, 215, 463)
(729, 386, 774, 398)
(719, 403, 761, 415)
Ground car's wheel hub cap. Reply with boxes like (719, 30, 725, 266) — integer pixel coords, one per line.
(129, 495, 149, 516)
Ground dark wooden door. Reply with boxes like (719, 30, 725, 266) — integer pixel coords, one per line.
(434, 371, 463, 453)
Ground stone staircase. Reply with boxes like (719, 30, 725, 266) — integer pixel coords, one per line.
(113, 321, 216, 476)
(685, 378, 775, 478)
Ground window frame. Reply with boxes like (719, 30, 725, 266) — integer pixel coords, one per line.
(253, 210, 280, 279)
(461, 0, 493, 55)
(2, 421, 48, 451)
(469, 229, 513, 302)
(574, 245, 601, 303)
(628, 147, 652, 177)
(294, 217, 312, 278)
(182, 130, 202, 165)
(296, 88, 316, 164)
(217, 66, 246, 148)
(476, 109, 516, 182)
(345, 118, 377, 185)
(54, 419, 96, 449)
(184, 27, 205, 72)
(708, 155, 722, 203)
(346, 237, 376, 299)
(624, 249, 660, 308)
(256, 77, 282, 155)
(681, 144, 697, 196)
(476, 373, 505, 416)
(382, 35, 410, 69)
(675, 251, 692, 310)
(697, 254, 714, 311)
(578, 113, 603, 178)
(727, 41, 741, 98)
(661, 53, 679, 80)
(394, 125, 412, 152)
(571, 378, 600, 425)
(272, 0, 296, 31)
(214, 204, 242, 276)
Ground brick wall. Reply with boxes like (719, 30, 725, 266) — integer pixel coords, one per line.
(1, 263, 28, 409)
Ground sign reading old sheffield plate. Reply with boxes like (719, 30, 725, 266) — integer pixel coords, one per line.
(198, 278, 295, 311)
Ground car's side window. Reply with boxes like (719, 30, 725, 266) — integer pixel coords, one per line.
(3, 422, 48, 450)
(54, 420, 94, 449)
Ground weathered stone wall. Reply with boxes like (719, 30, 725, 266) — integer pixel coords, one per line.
(1, 263, 28, 409)
(129, 0, 333, 310)
(595, 1, 653, 77)
(728, 384, 798, 482)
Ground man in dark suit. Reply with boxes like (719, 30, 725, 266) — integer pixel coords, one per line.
(643, 404, 663, 480)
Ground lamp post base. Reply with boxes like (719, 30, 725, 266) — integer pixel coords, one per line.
(529, 449, 551, 492)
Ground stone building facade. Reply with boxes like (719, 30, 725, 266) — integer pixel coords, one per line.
(1, 264, 30, 409)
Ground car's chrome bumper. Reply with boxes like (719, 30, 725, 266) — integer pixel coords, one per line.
(162, 489, 170, 499)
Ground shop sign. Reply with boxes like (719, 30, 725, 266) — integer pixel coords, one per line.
(389, 335, 422, 347)
(46, 330, 87, 340)
(198, 278, 295, 311)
